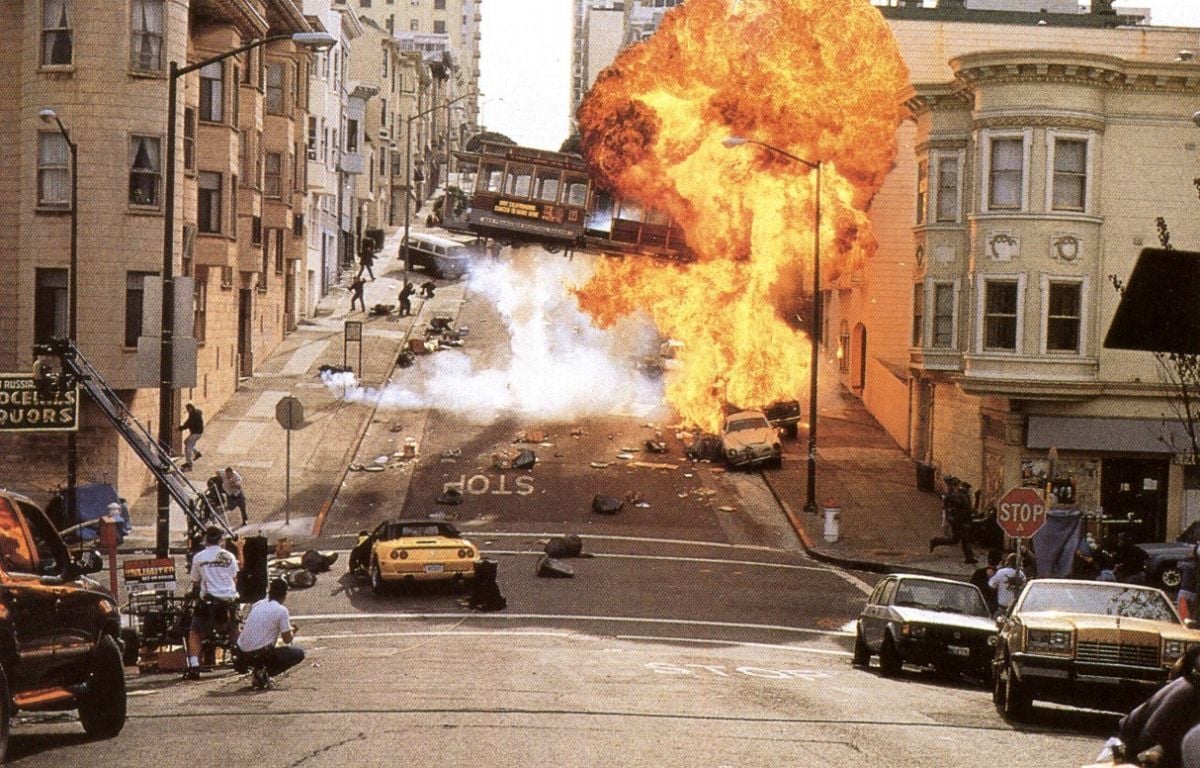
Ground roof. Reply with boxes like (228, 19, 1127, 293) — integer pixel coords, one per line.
(878, 5, 1146, 28)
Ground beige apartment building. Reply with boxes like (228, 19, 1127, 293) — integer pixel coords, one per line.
(0, 0, 316, 501)
(824, 4, 1200, 542)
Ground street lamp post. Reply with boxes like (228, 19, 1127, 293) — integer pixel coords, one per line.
(723, 136, 822, 513)
(403, 91, 477, 275)
(38, 108, 78, 537)
(156, 31, 336, 557)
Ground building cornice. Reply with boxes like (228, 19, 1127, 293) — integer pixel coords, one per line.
(952, 50, 1200, 95)
(974, 112, 1107, 133)
(263, 0, 310, 35)
(906, 83, 973, 117)
(192, 0, 268, 37)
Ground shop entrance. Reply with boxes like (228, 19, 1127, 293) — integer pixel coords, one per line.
(1100, 457, 1168, 542)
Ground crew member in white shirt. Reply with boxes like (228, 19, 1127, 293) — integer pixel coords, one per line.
(184, 526, 240, 680)
(238, 578, 304, 689)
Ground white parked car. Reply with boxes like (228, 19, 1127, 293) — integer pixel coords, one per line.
(721, 410, 782, 469)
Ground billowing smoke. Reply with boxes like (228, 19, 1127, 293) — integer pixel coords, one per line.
(322, 250, 668, 423)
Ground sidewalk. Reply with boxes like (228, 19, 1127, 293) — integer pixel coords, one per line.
(123, 216, 462, 551)
(763, 375, 978, 580)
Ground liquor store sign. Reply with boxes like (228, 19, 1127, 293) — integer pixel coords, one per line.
(0, 374, 78, 431)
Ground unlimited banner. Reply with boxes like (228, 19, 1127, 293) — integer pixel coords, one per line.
(0, 374, 78, 431)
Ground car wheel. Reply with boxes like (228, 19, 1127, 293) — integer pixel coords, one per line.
(1001, 660, 1032, 722)
(1158, 564, 1183, 591)
(119, 627, 140, 667)
(784, 424, 799, 440)
(0, 663, 11, 762)
(992, 658, 1006, 708)
(78, 635, 127, 739)
(370, 556, 386, 595)
(878, 635, 902, 677)
(851, 628, 871, 668)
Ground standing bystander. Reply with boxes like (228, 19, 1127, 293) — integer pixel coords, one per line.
(349, 277, 366, 313)
(179, 402, 204, 471)
(222, 466, 248, 526)
(398, 281, 416, 317)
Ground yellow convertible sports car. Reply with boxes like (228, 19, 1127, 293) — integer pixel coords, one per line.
(350, 519, 481, 593)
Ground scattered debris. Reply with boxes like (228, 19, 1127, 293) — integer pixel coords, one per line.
(677, 492, 689, 499)
(536, 555, 574, 578)
(402, 438, 418, 458)
(634, 500, 651, 509)
(388, 421, 405, 433)
(684, 433, 723, 462)
(348, 463, 364, 472)
(511, 449, 537, 470)
(318, 364, 352, 376)
(684, 473, 694, 478)
(644, 439, 668, 454)
(369, 304, 392, 316)
(719, 506, 736, 513)
(616, 452, 635, 461)
(513, 429, 547, 443)
(440, 448, 462, 460)
(284, 569, 316, 589)
(544, 534, 585, 558)
(397, 349, 415, 368)
(469, 559, 506, 610)
(436, 487, 464, 505)
(570, 427, 585, 438)
(301, 550, 338, 574)
(630, 461, 676, 471)
(492, 450, 515, 469)
(710, 467, 727, 475)
(589, 461, 610, 469)
(363, 465, 384, 473)
(374, 455, 389, 465)
(592, 495, 624, 515)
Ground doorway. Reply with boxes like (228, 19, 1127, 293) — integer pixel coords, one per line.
(237, 288, 253, 379)
(1100, 457, 1169, 542)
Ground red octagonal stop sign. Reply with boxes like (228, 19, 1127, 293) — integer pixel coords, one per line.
(996, 486, 1047, 538)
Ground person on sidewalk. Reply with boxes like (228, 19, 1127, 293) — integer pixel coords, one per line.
(929, 477, 977, 564)
(419, 280, 436, 299)
(222, 466, 248, 526)
(179, 402, 204, 471)
(988, 553, 1026, 617)
(183, 526, 240, 680)
(356, 243, 376, 281)
(350, 277, 366, 313)
(398, 281, 416, 317)
(969, 549, 1002, 614)
(237, 578, 304, 690)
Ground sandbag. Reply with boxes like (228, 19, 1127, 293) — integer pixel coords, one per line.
(301, 550, 338, 574)
(511, 450, 537, 470)
(544, 534, 584, 558)
(592, 495, 623, 515)
(536, 555, 574, 578)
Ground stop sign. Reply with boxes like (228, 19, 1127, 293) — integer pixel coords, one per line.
(996, 486, 1047, 538)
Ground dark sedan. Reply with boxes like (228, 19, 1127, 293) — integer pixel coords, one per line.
(853, 574, 997, 679)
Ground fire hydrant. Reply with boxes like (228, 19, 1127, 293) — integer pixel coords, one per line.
(822, 501, 841, 543)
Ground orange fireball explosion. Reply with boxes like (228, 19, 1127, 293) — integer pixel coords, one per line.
(575, 0, 910, 433)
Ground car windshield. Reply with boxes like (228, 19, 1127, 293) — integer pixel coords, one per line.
(385, 523, 457, 539)
(892, 579, 989, 617)
(727, 417, 769, 432)
(1019, 582, 1178, 623)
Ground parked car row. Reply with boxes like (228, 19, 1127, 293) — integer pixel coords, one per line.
(853, 573, 1200, 724)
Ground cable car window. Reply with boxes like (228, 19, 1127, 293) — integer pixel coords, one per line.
(646, 208, 671, 225)
(480, 162, 504, 193)
(504, 165, 533, 198)
(616, 201, 643, 221)
(565, 174, 589, 207)
(535, 169, 561, 202)
(587, 191, 615, 233)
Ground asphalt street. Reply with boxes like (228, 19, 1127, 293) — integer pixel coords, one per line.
(6, 255, 1117, 766)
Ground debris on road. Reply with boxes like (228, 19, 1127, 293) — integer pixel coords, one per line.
(570, 427, 585, 438)
(363, 465, 384, 473)
(592, 495, 623, 515)
(469, 559, 506, 611)
(590, 461, 610, 469)
(440, 448, 461, 460)
(644, 439, 668, 454)
(348, 463, 364, 472)
(511, 449, 537, 470)
(492, 449, 514, 469)
(513, 429, 547, 443)
(436, 486, 464, 505)
(536, 555, 574, 578)
(718, 505, 736, 513)
(630, 461, 676, 471)
(616, 452, 635, 460)
(544, 534, 585, 558)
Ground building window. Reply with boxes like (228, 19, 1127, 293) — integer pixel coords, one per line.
(915, 160, 927, 225)
(410, 18, 419, 31)
(361, 0, 370, 5)
(266, 62, 285, 114)
(199, 61, 223, 122)
(130, 0, 164, 72)
(307, 116, 318, 160)
(275, 229, 285, 274)
(932, 282, 955, 348)
(261, 231, 271, 290)
(433, 19, 446, 34)
(1046, 281, 1082, 352)
(251, 216, 262, 246)
(911, 283, 924, 347)
(197, 171, 222, 233)
(193, 267, 207, 344)
(265, 153, 282, 198)
(435, 0, 445, 7)
(183, 108, 196, 171)
(230, 178, 237, 237)
(124, 271, 157, 347)
(238, 132, 248, 183)
(42, 0, 72, 66)
(181, 223, 195, 277)
(37, 132, 70, 207)
(935, 154, 959, 223)
(346, 119, 359, 153)
(1051, 137, 1087, 212)
(255, 130, 263, 189)
(293, 149, 302, 193)
(983, 279, 1019, 351)
(987, 137, 1024, 211)
(129, 135, 161, 207)
(242, 49, 253, 84)
(35, 268, 68, 344)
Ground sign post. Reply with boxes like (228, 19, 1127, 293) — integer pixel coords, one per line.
(275, 396, 305, 525)
(997, 486, 1048, 578)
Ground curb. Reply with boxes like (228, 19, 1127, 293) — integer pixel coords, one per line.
(760, 470, 962, 580)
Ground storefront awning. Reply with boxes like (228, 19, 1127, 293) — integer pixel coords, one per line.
(1026, 416, 1192, 454)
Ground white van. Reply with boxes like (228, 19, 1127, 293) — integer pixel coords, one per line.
(405, 233, 475, 279)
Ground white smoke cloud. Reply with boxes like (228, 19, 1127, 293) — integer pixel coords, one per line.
(322, 249, 668, 423)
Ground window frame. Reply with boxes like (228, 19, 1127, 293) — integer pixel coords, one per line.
(1045, 130, 1093, 214)
(264, 152, 283, 199)
(198, 61, 224, 123)
(1040, 275, 1088, 355)
(911, 282, 924, 347)
(41, 0, 73, 68)
(36, 131, 71, 209)
(34, 268, 68, 345)
(129, 0, 165, 74)
(193, 266, 207, 344)
(975, 274, 1025, 354)
(128, 133, 163, 208)
(197, 171, 223, 234)
(981, 130, 1031, 213)
(931, 280, 958, 350)
(265, 60, 286, 115)
(915, 159, 928, 226)
(932, 150, 963, 224)
(124, 270, 158, 348)
(183, 107, 196, 173)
